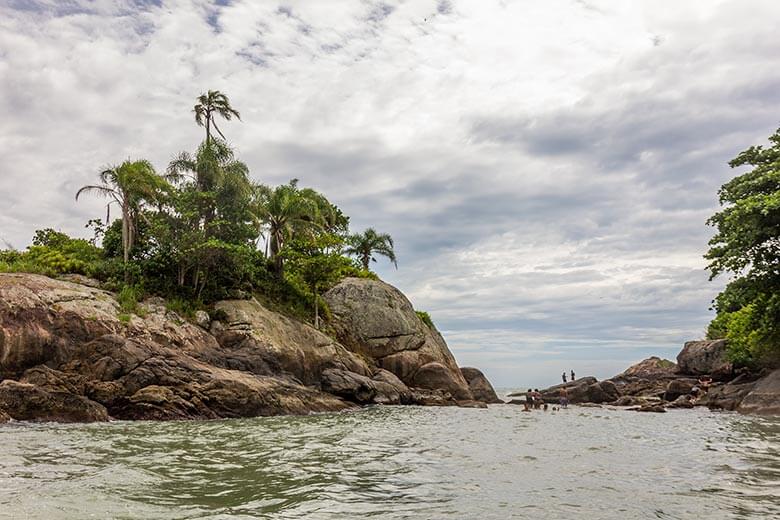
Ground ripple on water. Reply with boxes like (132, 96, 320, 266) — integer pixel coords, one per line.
(1, 406, 779, 519)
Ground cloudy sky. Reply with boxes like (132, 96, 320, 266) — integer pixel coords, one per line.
(1, 0, 778, 387)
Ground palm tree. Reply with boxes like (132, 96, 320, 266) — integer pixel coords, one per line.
(167, 138, 243, 192)
(251, 180, 330, 274)
(76, 160, 168, 280)
(344, 228, 397, 271)
(193, 90, 240, 144)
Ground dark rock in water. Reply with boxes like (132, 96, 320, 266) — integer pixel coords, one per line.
(703, 381, 756, 411)
(324, 278, 474, 400)
(663, 378, 697, 402)
(677, 339, 732, 379)
(538, 377, 597, 403)
(636, 403, 667, 413)
(584, 380, 620, 403)
(0, 408, 10, 423)
(667, 395, 695, 409)
(737, 369, 780, 415)
(371, 369, 412, 405)
(0, 380, 109, 422)
(410, 388, 454, 406)
(320, 368, 378, 404)
(412, 362, 472, 400)
(612, 396, 648, 406)
(460, 367, 502, 403)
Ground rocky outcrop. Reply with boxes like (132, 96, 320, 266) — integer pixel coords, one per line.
(620, 356, 677, 379)
(324, 278, 473, 401)
(0, 408, 9, 423)
(737, 369, 780, 415)
(677, 339, 732, 380)
(0, 273, 496, 423)
(460, 367, 502, 403)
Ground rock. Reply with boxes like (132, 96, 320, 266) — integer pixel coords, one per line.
(371, 369, 412, 404)
(320, 368, 377, 404)
(456, 400, 488, 409)
(704, 381, 757, 411)
(737, 369, 780, 415)
(612, 396, 648, 406)
(324, 278, 473, 400)
(0, 380, 109, 422)
(57, 274, 103, 288)
(194, 310, 210, 330)
(460, 367, 502, 403)
(677, 339, 732, 379)
(668, 394, 695, 409)
(636, 403, 667, 413)
(583, 380, 621, 403)
(412, 362, 471, 400)
(410, 388, 455, 406)
(506, 399, 527, 406)
(212, 299, 371, 386)
(0, 408, 10, 423)
(663, 378, 698, 401)
(0, 273, 355, 421)
(538, 377, 597, 403)
(620, 356, 677, 379)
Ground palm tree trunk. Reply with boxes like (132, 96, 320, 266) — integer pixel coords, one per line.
(362, 254, 369, 271)
(314, 289, 319, 329)
(121, 206, 130, 283)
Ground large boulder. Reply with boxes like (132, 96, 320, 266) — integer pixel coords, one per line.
(371, 369, 412, 404)
(620, 357, 677, 379)
(677, 339, 732, 379)
(324, 278, 473, 401)
(738, 369, 780, 415)
(0, 380, 109, 422)
(538, 377, 597, 403)
(663, 378, 698, 402)
(460, 367, 502, 403)
(211, 299, 371, 385)
(0, 408, 9, 423)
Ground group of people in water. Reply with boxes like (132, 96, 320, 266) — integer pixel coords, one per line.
(521, 386, 569, 412)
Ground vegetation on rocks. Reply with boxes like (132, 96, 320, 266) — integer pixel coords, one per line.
(0, 91, 395, 329)
(705, 128, 780, 368)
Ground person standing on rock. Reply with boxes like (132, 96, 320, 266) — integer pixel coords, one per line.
(570, 370, 575, 381)
(562, 371, 567, 383)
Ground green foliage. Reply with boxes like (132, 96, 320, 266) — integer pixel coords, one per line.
(416, 310, 435, 330)
(344, 227, 397, 271)
(0, 229, 104, 277)
(706, 128, 780, 368)
(2, 90, 400, 332)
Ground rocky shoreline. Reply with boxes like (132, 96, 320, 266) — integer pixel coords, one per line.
(511, 342, 779, 415)
(0, 273, 500, 423)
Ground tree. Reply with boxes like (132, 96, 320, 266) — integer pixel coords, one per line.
(76, 160, 168, 281)
(251, 180, 333, 275)
(706, 128, 780, 366)
(193, 90, 240, 144)
(344, 227, 397, 271)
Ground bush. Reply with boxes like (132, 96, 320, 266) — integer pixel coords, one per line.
(416, 310, 435, 330)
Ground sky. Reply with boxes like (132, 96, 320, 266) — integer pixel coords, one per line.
(1, 0, 779, 388)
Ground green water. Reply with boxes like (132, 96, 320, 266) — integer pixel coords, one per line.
(1, 405, 779, 519)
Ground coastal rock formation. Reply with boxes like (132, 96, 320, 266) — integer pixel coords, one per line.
(324, 278, 473, 401)
(620, 356, 677, 379)
(737, 369, 780, 415)
(460, 367, 502, 403)
(0, 273, 495, 422)
(0, 408, 9, 423)
(677, 339, 732, 379)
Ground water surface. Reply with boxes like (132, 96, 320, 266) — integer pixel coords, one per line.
(1, 403, 779, 519)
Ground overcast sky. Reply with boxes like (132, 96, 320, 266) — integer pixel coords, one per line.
(1, 0, 778, 388)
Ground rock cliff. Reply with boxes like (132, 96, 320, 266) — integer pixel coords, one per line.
(0, 273, 497, 423)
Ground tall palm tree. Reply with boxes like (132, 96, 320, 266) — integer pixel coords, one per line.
(167, 138, 242, 192)
(76, 160, 168, 280)
(344, 228, 397, 271)
(251, 180, 330, 274)
(193, 90, 240, 144)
